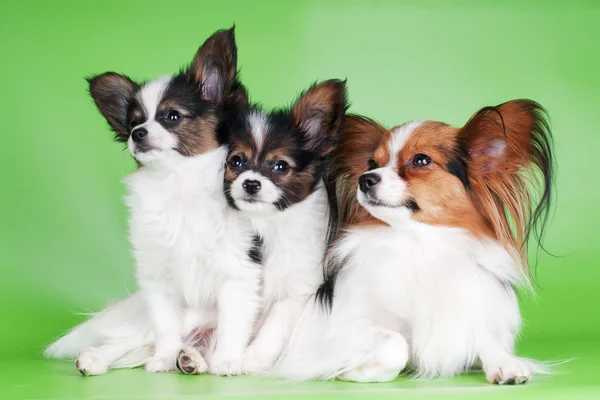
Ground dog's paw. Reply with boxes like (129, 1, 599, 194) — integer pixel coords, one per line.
(145, 355, 177, 373)
(210, 352, 243, 376)
(76, 348, 109, 376)
(242, 347, 275, 374)
(486, 357, 532, 385)
(176, 347, 208, 375)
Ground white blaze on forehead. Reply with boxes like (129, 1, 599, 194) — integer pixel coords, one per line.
(248, 110, 269, 151)
(137, 75, 172, 121)
(128, 75, 177, 158)
(388, 120, 424, 168)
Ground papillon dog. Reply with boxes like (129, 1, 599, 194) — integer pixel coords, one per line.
(45, 28, 263, 376)
(274, 100, 554, 384)
(175, 80, 349, 375)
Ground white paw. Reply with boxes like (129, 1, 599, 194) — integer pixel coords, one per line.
(485, 357, 532, 385)
(210, 352, 243, 376)
(176, 347, 208, 375)
(242, 347, 275, 374)
(338, 362, 400, 383)
(76, 348, 110, 376)
(338, 328, 408, 383)
(145, 355, 177, 373)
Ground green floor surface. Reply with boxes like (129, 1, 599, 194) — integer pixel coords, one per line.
(2, 339, 598, 400)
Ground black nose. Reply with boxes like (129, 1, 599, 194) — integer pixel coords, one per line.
(243, 179, 261, 195)
(359, 173, 381, 193)
(131, 128, 148, 143)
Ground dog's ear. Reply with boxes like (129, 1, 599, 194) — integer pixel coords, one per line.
(88, 72, 139, 141)
(188, 26, 248, 107)
(460, 100, 544, 176)
(459, 100, 554, 269)
(292, 79, 348, 155)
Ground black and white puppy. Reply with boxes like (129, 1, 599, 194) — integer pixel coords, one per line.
(176, 80, 348, 374)
(45, 28, 262, 376)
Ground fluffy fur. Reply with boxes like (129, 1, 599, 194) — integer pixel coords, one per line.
(45, 28, 263, 376)
(175, 80, 349, 375)
(273, 101, 554, 384)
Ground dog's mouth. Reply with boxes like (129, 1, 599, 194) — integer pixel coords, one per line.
(362, 193, 400, 208)
(240, 196, 265, 204)
(133, 144, 160, 154)
(363, 195, 419, 212)
(366, 199, 399, 208)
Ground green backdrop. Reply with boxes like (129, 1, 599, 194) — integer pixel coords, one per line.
(1, 1, 599, 399)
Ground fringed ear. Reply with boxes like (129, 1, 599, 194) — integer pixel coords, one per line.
(188, 26, 248, 107)
(459, 100, 554, 273)
(291, 79, 348, 155)
(87, 72, 139, 142)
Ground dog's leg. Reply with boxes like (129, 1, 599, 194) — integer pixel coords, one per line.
(210, 277, 261, 376)
(242, 295, 309, 374)
(76, 339, 139, 376)
(478, 336, 531, 384)
(143, 289, 183, 372)
(337, 325, 409, 383)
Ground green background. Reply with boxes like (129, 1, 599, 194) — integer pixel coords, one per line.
(1, 0, 599, 399)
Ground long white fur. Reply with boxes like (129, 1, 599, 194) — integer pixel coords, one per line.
(228, 112, 330, 373)
(273, 122, 540, 384)
(45, 77, 261, 376)
(241, 184, 328, 373)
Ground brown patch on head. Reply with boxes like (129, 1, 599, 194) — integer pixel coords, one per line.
(329, 115, 389, 227)
(389, 121, 495, 238)
(372, 134, 392, 169)
(171, 113, 219, 156)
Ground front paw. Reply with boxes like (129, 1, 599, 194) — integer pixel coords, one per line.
(210, 351, 243, 376)
(485, 357, 532, 385)
(76, 348, 110, 376)
(176, 347, 208, 375)
(242, 347, 276, 374)
(145, 355, 177, 373)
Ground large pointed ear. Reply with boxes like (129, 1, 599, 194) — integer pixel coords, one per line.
(292, 79, 348, 154)
(459, 100, 554, 270)
(88, 72, 138, 141)
(188, 26, 248, 107)
(459, 100, 550, 175)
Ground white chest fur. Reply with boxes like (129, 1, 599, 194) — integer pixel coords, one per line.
(124, 147, 255, 307)
(249, 185, 329, 305)
(330, 222, 524, 378)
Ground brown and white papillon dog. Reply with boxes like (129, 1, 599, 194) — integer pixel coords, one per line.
(274, 100, 554, 384)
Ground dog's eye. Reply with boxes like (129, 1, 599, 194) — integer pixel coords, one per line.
(272, 161, 289, 173)
(229, 155, 245, 169)
(166, 110, 181, 121)
(412, 153, 431, 168)
(129, 117, 143, 129)
(368, 159, 379, 171)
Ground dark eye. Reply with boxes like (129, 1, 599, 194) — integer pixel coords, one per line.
(272, 160, 289, 173)
(129, 117, 143, 129)
(166, 110, 181, 121)
(368, 159, 379, 171)
(412, 153, 431, 168)
(229, 155, 245, 169)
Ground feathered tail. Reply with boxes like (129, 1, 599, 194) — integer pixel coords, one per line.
(44, 292, 151, 366)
